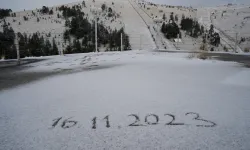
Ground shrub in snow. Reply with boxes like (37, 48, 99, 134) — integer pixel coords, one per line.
(82, 1, 86, 7)
(108, 7, 112, 13)
(23, 16, 28, 21)
(244, 47, 249, 52)
(197, 52, 208, 60)
(223, 46, 228, 52)
(41, 6, 49, 14)
(102, 4, 106, 11)
(108, 13, 113, 17)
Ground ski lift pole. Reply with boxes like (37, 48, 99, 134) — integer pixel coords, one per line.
(95, 15, 98, 52)
(15, 33, 20, 65)
(121, 33, 123, 51)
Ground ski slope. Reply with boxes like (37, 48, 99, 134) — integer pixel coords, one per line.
(0, 51, 250, 149)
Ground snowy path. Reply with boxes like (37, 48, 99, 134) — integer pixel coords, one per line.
(120, 0, 156, 50)
(129, 0, 175, 50)
(1, 51, 250, 149)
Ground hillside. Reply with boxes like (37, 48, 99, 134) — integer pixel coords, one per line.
(210, 5, 250, 52)
(0, 0, 156, 59)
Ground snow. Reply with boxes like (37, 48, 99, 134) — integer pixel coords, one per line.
(222, 69, 250, 87)
(1, 51, 250, 149)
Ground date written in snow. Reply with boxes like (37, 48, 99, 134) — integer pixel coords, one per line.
(50, 112, 216, 129)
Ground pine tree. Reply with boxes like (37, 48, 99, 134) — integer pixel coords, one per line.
(65, 19, 70, 27)
(209, 24, 214, 36)
(82, 1, 86, 7)
(73, 39, 81, 53)
(102, 4, 106, 11)
(44, 39, 52, 56)
(162, 13, 166, 21)
(52, 38, 58, 55)
(49, 9, 54, 15)
(63, 30, 70, 42)
(161, 22, 166, 33)
(170, 12, 174, 22)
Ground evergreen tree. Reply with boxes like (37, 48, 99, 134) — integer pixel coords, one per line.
(63, 30, 70, 42)
(41, 6, 49, 14)
(44, 39, 52, 56)
(162, 13, 166, 21)
(170, 12, 174, 22)
(82, 1, 86, 7)
(101, 4, 106, 11)
(49, 9, 54, 15)
(161, 22, 166, 33)
(65, 44, 73, 54)
(65, 19, 70, 27)
(72, 39, 81, 53)
(209, 24, 214, 36)
(52, 38, 58, 55)
(18, 32, 29, 58)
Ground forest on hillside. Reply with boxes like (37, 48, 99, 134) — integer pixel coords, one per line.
(0, 2, 131, 59)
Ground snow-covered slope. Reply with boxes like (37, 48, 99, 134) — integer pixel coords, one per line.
(135, 0, 197, 50)
(198, 5, 250, 52)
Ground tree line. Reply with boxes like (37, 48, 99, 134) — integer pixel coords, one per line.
(0, 25, 16, 59)
(17, 32, 58, 58)
(0, 21, 59, 59)
(63, 12, 130, 54)
(0, 9, 12, 19)
(0, 4, 131, 59)
(161, 12, 220, 49)
(161, 12, 181, 39)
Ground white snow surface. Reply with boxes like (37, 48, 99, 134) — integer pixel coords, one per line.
(1, 51, 250, 150)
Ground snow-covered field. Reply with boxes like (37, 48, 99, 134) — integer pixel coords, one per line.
(1, 51, 250, 149)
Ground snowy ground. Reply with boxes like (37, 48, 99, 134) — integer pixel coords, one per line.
(0, 51, 250, 149)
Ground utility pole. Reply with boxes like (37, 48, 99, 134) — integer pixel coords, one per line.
(15, 33, 20, 65)
(95, 16, 98, 52)
(234, 32, 238, 53)
(121, 33, 123, 51)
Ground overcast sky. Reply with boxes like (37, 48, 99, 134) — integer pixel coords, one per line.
(0, 0, 249, 11)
